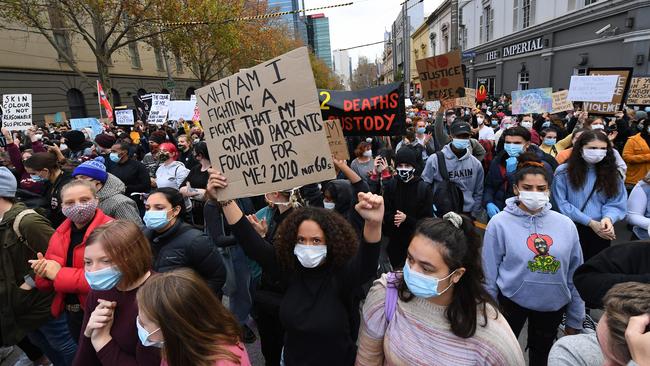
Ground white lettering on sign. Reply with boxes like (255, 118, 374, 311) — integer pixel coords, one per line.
(485, 50, 499, 61)
(501, 37, 544, 58)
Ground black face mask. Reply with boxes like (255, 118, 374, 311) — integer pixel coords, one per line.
(396, 167, 415, 182)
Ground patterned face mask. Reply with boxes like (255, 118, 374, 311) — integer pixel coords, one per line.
(61, 200, 98, 225)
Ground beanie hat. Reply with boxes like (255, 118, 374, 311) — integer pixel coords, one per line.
(72, 157, 108, 183)
(0, 167, 17, 198)
(64, 130, 86, 151)
(95, 133, 116, 149)
(636, 110, 648, 121)
(149, 130, 167, 144)
(395, 146, 418, 167)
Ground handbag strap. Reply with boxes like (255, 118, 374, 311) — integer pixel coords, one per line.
(580, 185, 597, 212)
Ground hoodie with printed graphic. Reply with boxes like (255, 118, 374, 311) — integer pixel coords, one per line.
(482, 197, 585, 329)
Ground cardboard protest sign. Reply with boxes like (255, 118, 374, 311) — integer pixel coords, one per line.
(44, 112, 67, 125)
(551, 90, 574, 113)
(70, 118, 102, 139)
(416, 50, 465, 101)
(626, 77, 650, 106)
(441, 99, 456, 111)
(455, 88, 476, 108)
(511, 88, 553, 115)
(324, 119, 349, 160)
(319, 82, 405, 136)
(196, 46, 336, 200)
(583, 68, 633, 115)
(168, 101, 197, 120)
(114, 109, 135, 125)
(147, 94, 170, 124)
(2, 94, 32, 131)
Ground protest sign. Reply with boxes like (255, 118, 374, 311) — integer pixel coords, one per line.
(70, 118, 103, 139)
(44, 112, 67, 125)
(551, 90, 574, 113)
(455, 88, 476, 108)
(584, 68, 633, 115)
(168, 101, 197, 120)
(324, 119, 349, 160)
(476, 78, 488, 102)
(147, 94, 170, 124)
(133, 94, 152, 121)
(626, 77, 650, 106)
(2, 94, 32, 131)
(196, 46, 336, 201)
(416, 50, 465, 101)
(114, 109, 135, 125)
(441, 99, 456, 111)
(511, 88, 553, 114)
(424, 100, 440, 111)
(319, 82, 405, 136)
(567, 75, 619, 103)
(404, 98, 413, 108)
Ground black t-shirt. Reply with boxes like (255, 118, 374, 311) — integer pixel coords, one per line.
(185, 165, 209, 189)
(64, 222, 91, 305)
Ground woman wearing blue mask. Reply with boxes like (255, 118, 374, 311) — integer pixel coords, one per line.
(72, 220, 160, 366)
(143, 188, 226, 298)
(356, 213, 525, 366)
(206, 169, 384, 366)
(539, 127, 559, 157)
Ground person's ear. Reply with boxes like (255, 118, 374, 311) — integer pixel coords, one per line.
(513, 186, 519, 196)
(452, 267, 466, 284)
(172, 206, 182, 218)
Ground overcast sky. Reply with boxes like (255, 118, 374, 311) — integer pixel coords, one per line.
(303, 0, 443, 68)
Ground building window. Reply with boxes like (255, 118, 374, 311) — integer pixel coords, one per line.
(573, 67, 588, 75)
(111, 89, 121, 106)
(128, 43, 141, 69)
(522, 0, 532, 28)
(584, 0, 599, 5)
(67, 88, 87, 118)
(484, 6, 494, 42)
(443, 29, 449, 53)
(479, 15, 483, 42)
(175, 54, 184, 73)
(518, 71, 530, 90)
(48, 8, 73, 61)
(185, 87, 196, 99)
(460, 26, 468, 50)
(154, 47, 165, 71)
(430, 33, 436, 56)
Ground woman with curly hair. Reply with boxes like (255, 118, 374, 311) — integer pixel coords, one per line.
(136, 269, 250, 366)
(206, 169, 384, 366)
(356, 213, 524, 366)
(552, 130, 627, 260)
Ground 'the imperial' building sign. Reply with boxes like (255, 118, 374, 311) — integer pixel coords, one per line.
(484, 37, 545, 61)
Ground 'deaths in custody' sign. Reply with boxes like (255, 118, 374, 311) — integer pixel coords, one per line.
(2, 94, 32, 131)
(196, 47, 336, 201)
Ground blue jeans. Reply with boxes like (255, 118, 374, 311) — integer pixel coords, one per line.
(28, 314, 77, 366)
(223, 245, 254, 324)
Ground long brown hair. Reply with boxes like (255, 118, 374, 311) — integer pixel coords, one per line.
(137, 269, 242, 366)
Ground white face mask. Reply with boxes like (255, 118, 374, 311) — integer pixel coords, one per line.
(518, 191, 549, 211)
(477, 117, 484, 124)
(323, 200, 336, 210)
(582, 149, 607, 164)
(591, 124, 605, 130)
(363, 150, 373, 158)
(294, 244, 327, 268)
(521, 121, 533, 129)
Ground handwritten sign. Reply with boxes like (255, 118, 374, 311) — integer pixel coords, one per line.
(196, 47, 336, 200)
(2, 94, 32, 131)
(455, 88, 477, 108)
(148, 94, 170, 124)
(114, 109, 135, 125)
(324, 119, 349, 160)
(626, 77, 650, 106)
(168, 100, 197, 120)
(70, 118, 102, 139)
(568, 75, 619, 103)
(441, 99, 456, 111)
(319, 82, 405, 136)
(584, 68, 633, 115)
(551, 90, 574, 113)
(512, 88, 553, 114)
(425, 101, 440, 111)
(416, 50, 465, 101)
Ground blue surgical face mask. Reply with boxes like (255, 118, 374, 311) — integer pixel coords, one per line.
(504, 143, 524, 157)
(30, 174, 45, 182)
(543, 138, 556, 146)
(451, 138, 470, 150)
(491, 120, 499, 127)
(416, 127, 426, 134)
(109, 152, 121, 163)
(136, 316, 163, 348)
(403, 261, 456, 298)
(85, 266, 122, 291)
(143, 210, 170, 230)
(542, 121, 551, 128)
(323, 200, 335, 210)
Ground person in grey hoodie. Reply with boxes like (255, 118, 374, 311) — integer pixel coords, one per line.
(422, 121, 484, 218)
(71, 157, 143, 226)
(482, 152, 585, 366)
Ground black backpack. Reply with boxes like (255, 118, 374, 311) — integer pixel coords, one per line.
(431, 151, 464, 216)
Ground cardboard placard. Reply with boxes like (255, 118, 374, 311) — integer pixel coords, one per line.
(512, 88, 553, 114)
(441, 99, 456, 111)
(551, 90, 574, 113)
(567, 75, 619, 103)
(319, 82, 405, 136)
(70, 118, 102, 139)
(114, 109, 135, 125)
(148, 94, 170, 124)
(455, 88, 476, 108)
(44, 111, 67, 125)
(2, 94, 32, 131)
(416, 50, 465, 101)
(324, 119, 349, 160)
(584, 68, 633, 115)
(195, 47, 336, 201)
(168, 100, 197, 120)
(626, 77, 650, 106)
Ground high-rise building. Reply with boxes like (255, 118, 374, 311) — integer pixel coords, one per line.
(332, 50, 351, 90)
(306, 14, 332, 69)
(267, 0, 306, 42)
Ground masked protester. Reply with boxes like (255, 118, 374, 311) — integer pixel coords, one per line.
(356, 214, 525, 366)
(519, 115, 541, 145)
(382, 147, 433, 268)
(552, 130, 627, 261)
(24, 151, 74, 228)
(154, 143, 190, 191)
(72, 220, 160, 365)
(176, 134, 199, 170)
(206, 169, 384, 366)
(483, 153, 585, 365)
(539, 127, 560, 157)
(350, 142, 374, 182)
(31, 180, 113, 342)
(477, 112, 496, 141)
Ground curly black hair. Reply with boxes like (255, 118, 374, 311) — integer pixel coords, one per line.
(274, 207, 359, 271)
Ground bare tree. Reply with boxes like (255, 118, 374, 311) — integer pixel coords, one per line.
(350, 56, 379, 90)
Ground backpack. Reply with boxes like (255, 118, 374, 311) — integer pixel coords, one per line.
(12, 208, 38, 254)
(431, 151, 464, 216)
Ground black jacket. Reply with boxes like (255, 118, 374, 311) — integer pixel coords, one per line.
(108, 158, 151, 196)
(145, 220, 226, 297)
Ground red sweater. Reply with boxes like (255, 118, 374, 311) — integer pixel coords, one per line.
(35, 209, 113, 317)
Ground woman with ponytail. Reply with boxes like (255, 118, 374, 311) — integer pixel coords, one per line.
(356, 214, 524, 366)
(483, 152, 585, 365)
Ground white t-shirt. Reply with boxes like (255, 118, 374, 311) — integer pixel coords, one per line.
(155, 161, 190, 190)
(478, 125, 496, 141)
